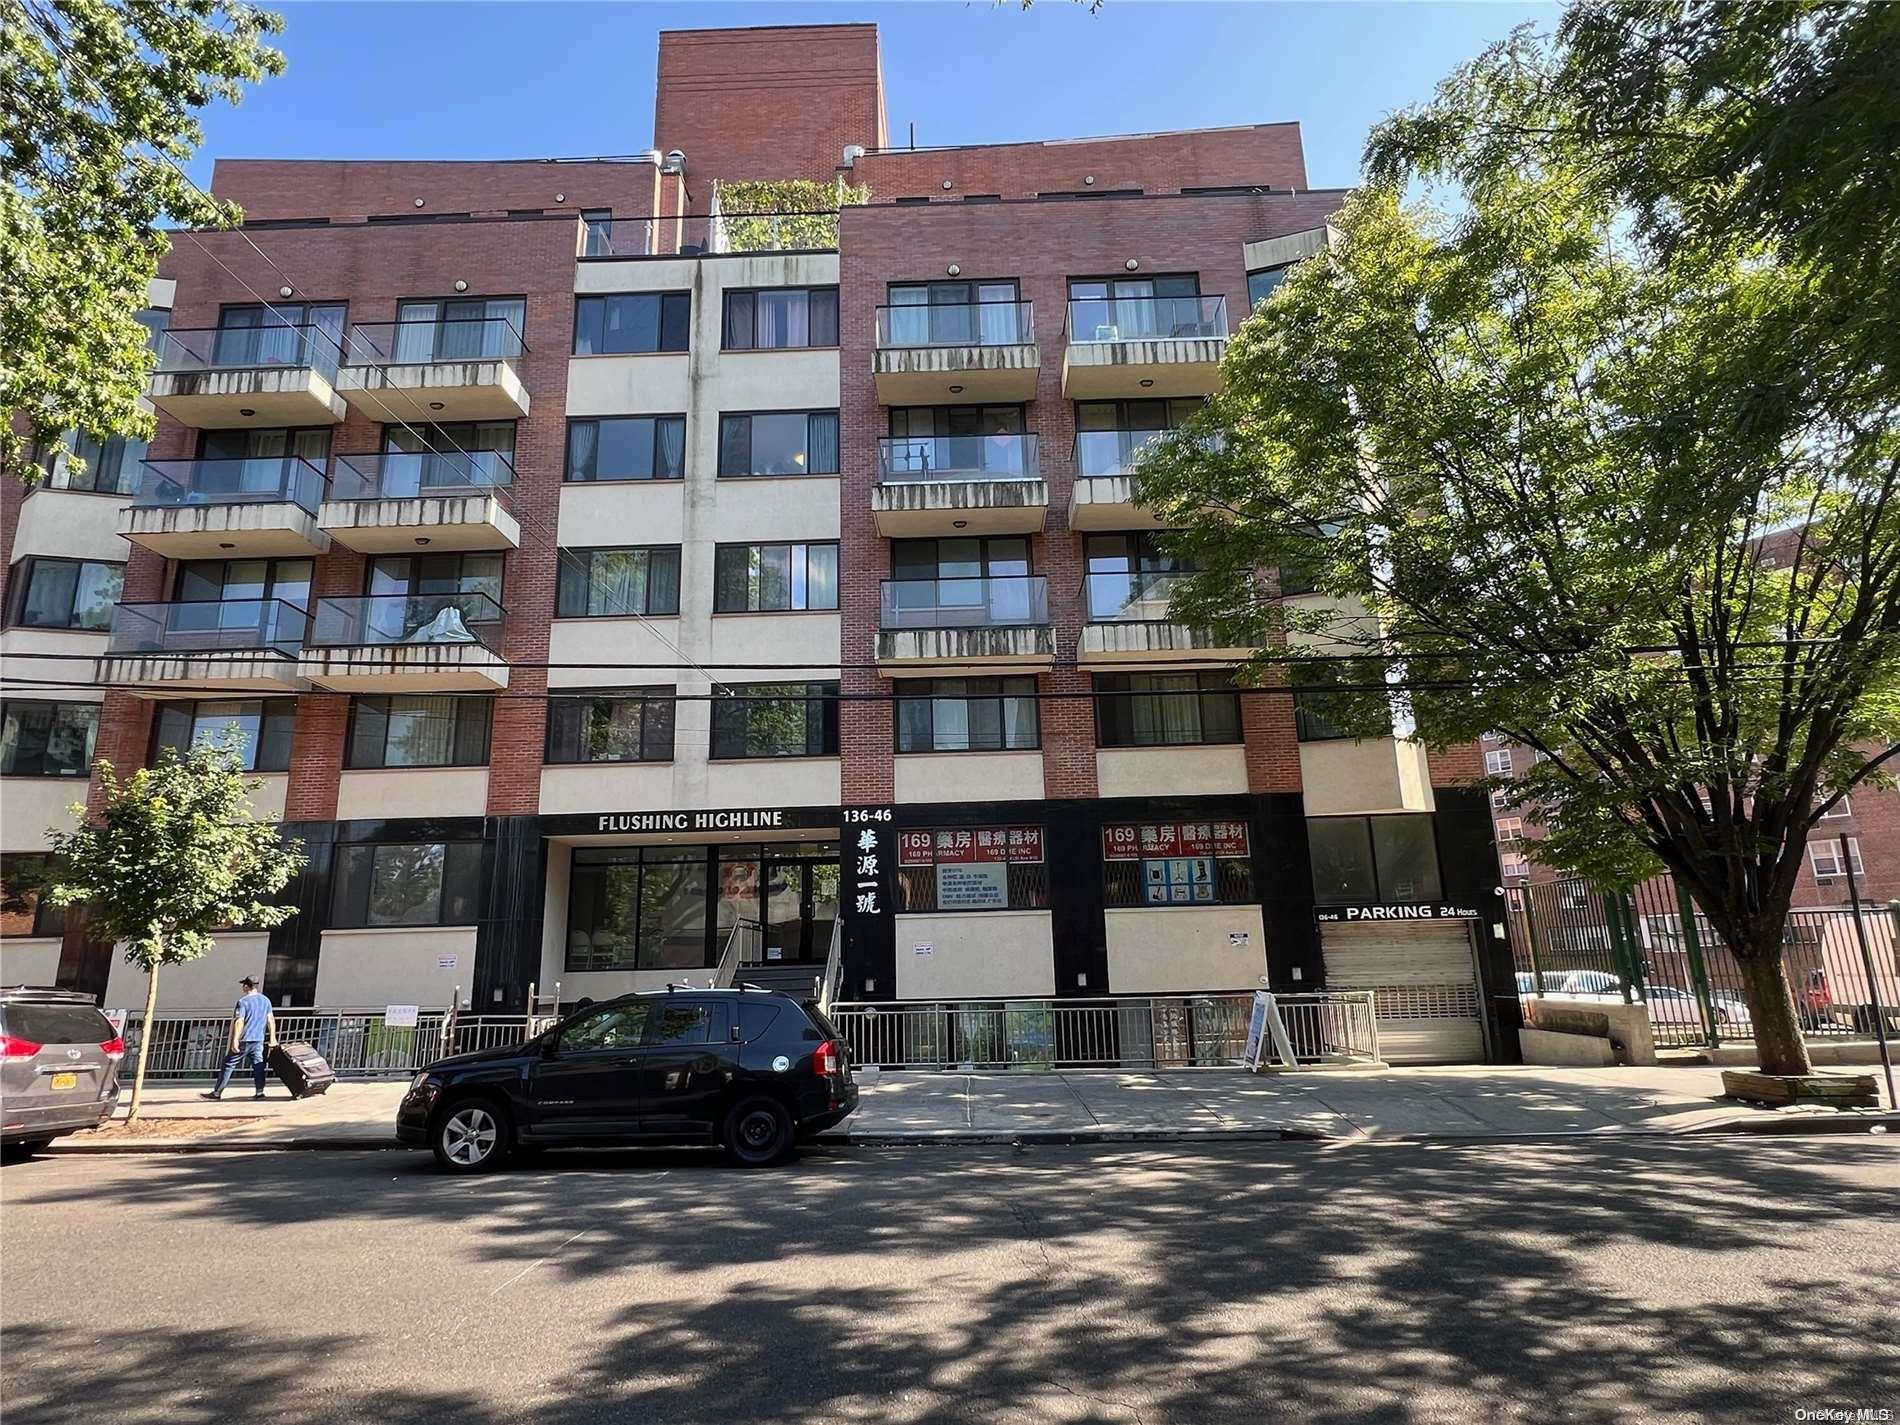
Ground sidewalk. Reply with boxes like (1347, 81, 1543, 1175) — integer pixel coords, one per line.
(45, 1064, 1896, 1154)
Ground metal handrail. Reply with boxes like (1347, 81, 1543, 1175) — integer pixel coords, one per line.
(710, 918, 764, 988)
(817, 918, 845, 1014)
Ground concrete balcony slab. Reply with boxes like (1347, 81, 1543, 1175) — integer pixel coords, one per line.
(874, 343, 1040, 405)
(1062, 338, 1226, 400)
(1067, 475, 1168, 531)
(875, 624, 1057, 672)
(872, 478, 1049, 537)
(336, 359, 529, 423)
(118, 502, 331, 559)
(297, 642, 510, 693)
(149, 367, 346, 429)
(318, 493, 521, 553)
(99, 652, 308, 695)
(1077, 621, 1257, 668)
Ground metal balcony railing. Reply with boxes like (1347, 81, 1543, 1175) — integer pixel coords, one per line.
(580, 207, 852, 258)
(154, 324, 343, 379)
(874, 300, 1034, 349)
(344, 317, 526, 366)
(1066, 295, 1228, 342)
(107, 599, 308, 657)
(1084, 569, 1192, 622)
(329, 451, 517, 503)
(132, 457, 328, 513)
(876, 433, 1040, 483)
(307, 592, 506, 651)
(879, 575, 1050, 630)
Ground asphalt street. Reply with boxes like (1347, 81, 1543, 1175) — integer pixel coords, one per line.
(3, 1136, 1896, 1425)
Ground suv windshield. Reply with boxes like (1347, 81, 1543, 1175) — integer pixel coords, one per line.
(3, 1003, 113, 1044)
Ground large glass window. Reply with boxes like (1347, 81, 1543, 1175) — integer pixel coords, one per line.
(710, 682, 839, 759)
(895, 677, 1039, 753)
(1102, 819, 1255, 908)
(895, 827, 1048, 913)
(1084, 531, 1195, 620)
(555, 547, 681, 618)
(367, 552, 501, 603)
(153, 699, 295, 772)
(722, 287, 839, 350)
(1094, 671, 1242, 748)
(545, 689, 676, 764)
(564, 416, 686, 482)
(712, 543, 838, 612)
(346, 696, 491, 769)
(572, 293, 690, 355)
(331, 841, 482, 928)
(50, 431, 149, 495)
(1247, 265, 1290, 309)
(177, 557, 314, 608)
(0, 701, 100, 777)
(0, 852, 66, 937)
(717, 412, 840, 477)
(379, 421, 515, 488)
(567, 846, 709, 972)
(885, 281, 1024, 345)
(389, 297, 525, 361)
(559, 1001, 650, 1051)
(8, 558, 123, 632)
(1307, 814, 1443, 903)
(213, 302, 346, 372)
(1073, 399, 1202, 478)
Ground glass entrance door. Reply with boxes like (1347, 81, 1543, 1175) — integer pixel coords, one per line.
(762, 858, 840, 964)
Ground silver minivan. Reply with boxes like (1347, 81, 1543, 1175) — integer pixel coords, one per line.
(1, 988, 124, 1157)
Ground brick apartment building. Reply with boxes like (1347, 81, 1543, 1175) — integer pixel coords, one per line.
(0, 22, 1516, 1063)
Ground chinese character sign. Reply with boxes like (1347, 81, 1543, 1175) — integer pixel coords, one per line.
(1104, 821, 1250, 861)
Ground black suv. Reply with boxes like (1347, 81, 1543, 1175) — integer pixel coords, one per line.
(397, 988, 858, 1171)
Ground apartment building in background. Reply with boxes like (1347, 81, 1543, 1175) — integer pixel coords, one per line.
(0, 22, 1515, 1064)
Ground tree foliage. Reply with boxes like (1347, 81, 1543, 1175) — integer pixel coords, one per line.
(715, 177, 869, 254)
(1135, 14, 1900, 1076)
(1, 0, 284, 486)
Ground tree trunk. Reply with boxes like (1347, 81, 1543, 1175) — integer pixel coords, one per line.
(126, 957, 161, 1122)
(1735, 937, 1813, 1077)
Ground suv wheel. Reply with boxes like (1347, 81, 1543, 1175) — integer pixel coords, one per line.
(722, 1096, 795, 1168)
(433, 1101, 508, 1173)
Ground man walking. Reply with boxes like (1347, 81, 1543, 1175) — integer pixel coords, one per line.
(203, 976, 277, 1101)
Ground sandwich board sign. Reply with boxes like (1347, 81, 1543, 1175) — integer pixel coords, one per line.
(1242, 991, 1299, 1073)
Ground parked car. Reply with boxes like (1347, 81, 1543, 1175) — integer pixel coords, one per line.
(1, 987, 125, 1158)
(1557, 970, 1624, 997)
(1514, 972, 1571, 995)
(397, 988, 858, 1172)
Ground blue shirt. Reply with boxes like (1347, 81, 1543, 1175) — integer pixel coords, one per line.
(234, 992, 271, 1044)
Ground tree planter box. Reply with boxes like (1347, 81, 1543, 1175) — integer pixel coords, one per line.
(1720, 1070, 1878, 1108)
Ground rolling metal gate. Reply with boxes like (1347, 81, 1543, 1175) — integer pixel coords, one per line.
(1320, 921, 1486, 1063)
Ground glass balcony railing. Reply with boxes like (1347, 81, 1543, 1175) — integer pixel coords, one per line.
(876, 434, 1040, 483)
(1066, 296, 1228, 343)
(1084, 569, 1193, 622)
(880, 576, 1050, 630)
(579, 208, 852, 259)
(132, 458, 328, 514)
(107, 599, 308, 657)
(329, 451, 516, 503)
(1073, 429, 1173, 479)
(875, 302, 1034, 349)
(307, 592, 506, 652)
(154, 325, 343, 380)
(344, 318, 525, 366)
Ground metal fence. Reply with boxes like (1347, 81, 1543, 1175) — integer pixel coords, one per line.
(827, 993, 1380, 1071)
(1507, 875, 1900, 1049)
(121, 1010, 554, 1081)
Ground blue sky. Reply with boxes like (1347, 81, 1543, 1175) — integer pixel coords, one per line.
(189, 2, 1559, 191)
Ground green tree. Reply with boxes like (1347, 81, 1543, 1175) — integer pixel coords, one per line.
(2, 0, 284, 486)
(46, 732, 304, 1119)
(714, 178, 868, 254)
(1135, 30, 1900, 1078)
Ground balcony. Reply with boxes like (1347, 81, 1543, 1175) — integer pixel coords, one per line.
(118, 458, 331, 558)
(1062, 296, 1228, 399)
(98, 599, 309, 693)
(1076, 571, 1258, 668)
(876, 576, 1056, 670)
(319, 452, 521, 553)
(873, 302, 1039, 404)
(336, 319, 530, 422)
(1068, 430, 1173, 530)
(148, 326, 346, 428)
(298, 593, 509, 691)
(871, 434, 1047, 537)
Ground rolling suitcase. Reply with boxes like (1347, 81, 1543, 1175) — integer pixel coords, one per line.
(269, 1041, 336, 1099)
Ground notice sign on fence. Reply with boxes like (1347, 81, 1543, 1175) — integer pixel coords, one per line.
(436, 954, 458, 971)
(384, 1004, 420, 1029)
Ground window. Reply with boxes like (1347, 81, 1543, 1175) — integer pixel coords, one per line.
(1094, 671, 1241, 748)
(1500, 853, 1530, 881)
(572, 292, 690, 355)
(1809, 839, 1863, 879)
(564, 416, 685, 482)
(1084, 531, 1194, 621)
(895, 827, 1048, 912)
(0, 853, 66, 937)
(646, 1002, 712, 1047)
(1068, 274, 1213, 340)
(884, 281, 1024, 345)
(545, 689, 676, 764)
(1818, 795, 1852, 819)
(723, 287, 839, 349)
(154, 699, 295, 772)
(555, 547, 681, 618)
(331, 842, 482, 928)
(1102, 820, 1254, 907)
(1307, 814, 1444, 903)
(717, 411, 840, 477)
(579, 209, 613, 258)
(346, 696, 491, 769)
(895, 677, 1039, 753)
(885, 405, 1029, 478)
(710, 682, 839, 759)
(1247, 265, 1291, 309)
(8, 558, 123, 632)
(388, 297, 525, 361)
(567, 846, 709, 971)
(49, 431, 148, 495)
(366, 552, 500, 602)
(892, 536, 1031, 580)
(379, 422, 515, 488)
(1, 701, 99, 778)
(213, 303, 346, 371)
(1073, 399, 1202, 477)
(1495, 817, 1523, 843)
(1293, 696, 1353, 743)
(712, 543, 839, 612)
(559, 1000, 650, 1050)
(1485, 748, 1514, 778)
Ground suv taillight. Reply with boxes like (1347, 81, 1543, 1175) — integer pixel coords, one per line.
(813, 1039, 842, 1078)
(1, 1034, 43, 1058)
(100, 1036, 125, 1057)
